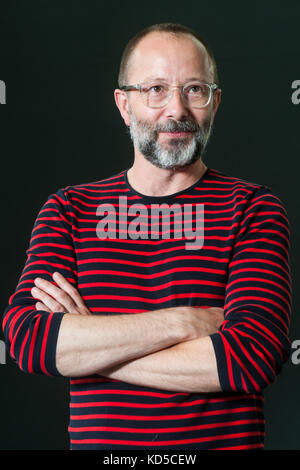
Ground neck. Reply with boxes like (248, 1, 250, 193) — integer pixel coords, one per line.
(127, 154, 207, 197)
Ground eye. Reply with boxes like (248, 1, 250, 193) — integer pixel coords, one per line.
(186, 84, 204, 95)
(143, 84, 167, 95)
(151, 85, 164, 93)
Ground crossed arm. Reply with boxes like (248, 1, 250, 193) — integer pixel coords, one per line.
(4, 187, 289, 396)
(31, 272, 223, 393)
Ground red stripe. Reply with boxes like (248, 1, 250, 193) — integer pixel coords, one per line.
(70, 406, 262, 421)
(19, 329, 29, 370)
(70, 188, 129, 198)
(76, 244, 228, 256)
(68, 419, 264, 434)
(71, 389, 188, 398)
(26, 251, 75, 262)
(222, 335, 236, 392)
(40, 313, 53, 375)
(77, 255, 229, 267)
(82, 293, 224, 303)
(70, 431, 263, 446)
(27, 315, 41, 374)
(17, 276, 75, 288)
(78, 266, 227, 279)
(195, 184, 254, 192)
(74, 233, 236, 243)
(78, 279, 226, 291)
(241, 374, 248, 392)
(29, 242, 74, 251)
(214, 443, 264, 450)
(71, 377, 118, 384)
(70, 194, 248, 207)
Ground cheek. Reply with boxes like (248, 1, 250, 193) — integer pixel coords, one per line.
(129, 103, 162, 126)
(193, 108, 213, 127)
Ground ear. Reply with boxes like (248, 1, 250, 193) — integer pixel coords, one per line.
(211, 87, 222, 118)
(114, 89, 131, 126)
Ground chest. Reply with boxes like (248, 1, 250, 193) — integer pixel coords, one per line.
(72, 202, 237, 312)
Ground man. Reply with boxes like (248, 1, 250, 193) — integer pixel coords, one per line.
(3, 23, 291, 450)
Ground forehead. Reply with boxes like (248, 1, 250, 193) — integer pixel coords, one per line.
(127, 32, 212, 84)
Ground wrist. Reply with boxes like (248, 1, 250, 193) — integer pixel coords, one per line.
(168, 306, 200, 342)
(180, 306, 224, 340)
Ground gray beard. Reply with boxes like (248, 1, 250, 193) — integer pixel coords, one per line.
(128, 112, 213, 170)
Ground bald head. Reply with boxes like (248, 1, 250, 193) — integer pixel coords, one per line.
(126, 32, 215, 88)
(118, 23, 219, 88)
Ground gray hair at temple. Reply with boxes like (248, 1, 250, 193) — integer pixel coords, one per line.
(118, 23, 219, 88)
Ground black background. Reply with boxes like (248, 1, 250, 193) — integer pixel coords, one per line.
(0, 0, 299, 450)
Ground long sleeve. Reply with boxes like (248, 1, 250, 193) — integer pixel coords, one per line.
(2, 188, 77, 376)
(210, 187, 292, 393)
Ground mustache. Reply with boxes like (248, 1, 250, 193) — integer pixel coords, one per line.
(152, 119, 201, 136)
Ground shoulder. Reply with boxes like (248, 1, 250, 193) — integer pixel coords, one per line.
(207, 168, 284, 203)
(64, 170, 126, 192)
(54, 170, 127, 203)
(206, 168, 289, 222)
(207, 168, 269, 192)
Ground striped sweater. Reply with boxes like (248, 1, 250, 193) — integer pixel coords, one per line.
(2, 168, 292, 450)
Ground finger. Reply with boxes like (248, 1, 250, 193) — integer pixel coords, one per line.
(31, 286, 66, 313)
(35, 301, 51, 312)
(52, 272, 88, 309)
(33, 277, 76, 311)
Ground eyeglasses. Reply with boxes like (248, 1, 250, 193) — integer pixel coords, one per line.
(120, 81, 219, 109)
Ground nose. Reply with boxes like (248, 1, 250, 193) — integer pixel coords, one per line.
(164, 87, 190, 121)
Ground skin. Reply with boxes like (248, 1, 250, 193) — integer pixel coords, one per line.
(31, 32, 224, 392)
